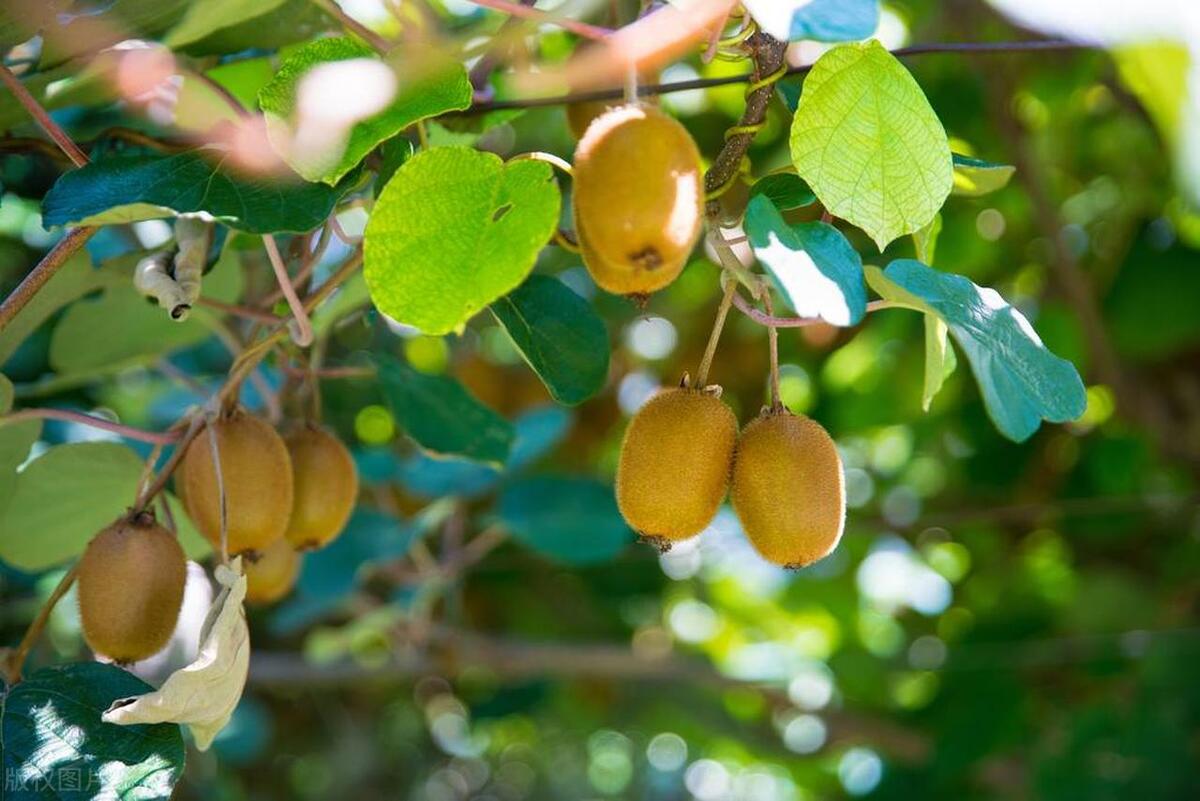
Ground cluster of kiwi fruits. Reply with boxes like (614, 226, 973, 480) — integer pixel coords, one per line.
(616, 387, 846, 569)
(77, 410, 358, 663)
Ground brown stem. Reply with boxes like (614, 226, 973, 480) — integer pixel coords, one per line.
(703, 30, 787, 217)
(761, 290, 781, 409)
(0, 226, 97, 333)
(132, 415, 205, 513)
(2, 408, 181, 444)
(197, 297, 284, 325)
(4, 565, 79, 684)
(0, 63, 89, 167)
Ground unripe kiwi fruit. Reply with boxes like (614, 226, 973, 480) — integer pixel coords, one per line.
(77, 513, 187, 663)
(616, 387, 738, 548)
(284, 424, 358, 550)
(731, 411, 845, 568)
(572, 104, 703, 296)
(244, 536, 302, 605)
(178, 411, 294, 558)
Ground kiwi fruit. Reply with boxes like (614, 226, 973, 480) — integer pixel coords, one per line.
(244, 536, 302, 605)
(572, 104, 703, 296)
(730, 410, 845, 568)
(284, 424, 358, 550)
(77, 512, 187, 663)
(178, 411, 294, 558)
(616, 387, 738, 548)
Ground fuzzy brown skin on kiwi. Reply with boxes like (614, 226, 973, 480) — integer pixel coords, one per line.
(178, 412, 294, 558)
(572, 104, 703, 296)
(616, 388, 738, 545)
(244, 536, 302, 605)
(731, 411, 845, 569)
(283, 424, 358, 551)
(77, 514, 187, 663)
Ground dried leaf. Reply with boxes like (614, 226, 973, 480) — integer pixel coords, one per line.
(102, 559, 250, 750)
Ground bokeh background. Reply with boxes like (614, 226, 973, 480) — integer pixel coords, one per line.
(2, 1, 1198, 799)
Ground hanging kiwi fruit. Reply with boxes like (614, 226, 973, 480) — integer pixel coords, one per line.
(616, 386, 738, 549)
(730, 410, 846, 569)
(244, 536, 303, 605)
(572, 104, 703, 296)
(77, 512, 187, 663)
(284, 423, 359, 551)
(177, 411, 294, 558)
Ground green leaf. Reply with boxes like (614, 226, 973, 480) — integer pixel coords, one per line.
(0, 252, 118, 368)
(364, 146, 561, 335)
(258, 37, 472, 184)
(0, 441, 205, 571)
(744, 195, 867, 326)
(0, 419, 41, 522)
(165, 0, 289, 47)
(41, 150, 338, 233)
(375, 354, 515, 466)
(790, 40, 952, 250)
(867, 260, 1086, 441)
(922, 316, 956, 411)
(499, 476, 633, 565)
(748, 172, 816, 210)
(48, 244, 243, 375)
(951, 153, 1016, 197)
(1, 662, 185, 799)
(491, 275, 610, 405)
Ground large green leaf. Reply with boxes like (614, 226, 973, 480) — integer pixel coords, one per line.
(375, 354, 515, 466)
(0, 441, 206, 571)
(867, 260, 1086, 441)
(744, 194, 867, 326)
(258, 37, 472, 184)
(0, 419, 41, 522)
(164, 0, 289, 47)
(364, 146, 561, 335)
(790, 40, 952, 250)
(491, 275, 610, 405)
(41, 151, 338, 233)
(48, 243, 243, 374)
(0, 252, 118, 368)
(1, 662, 185, 800)
(499, 476, 633, 565)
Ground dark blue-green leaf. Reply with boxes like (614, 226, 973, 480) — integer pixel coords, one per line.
(1, 662, 185, 800)
(749, 172, 816, 210)
(867, 259, 1086, 441)
(499, 476, 633, 565)
(491, 275, 609, 405)
(375, 354, 514, 465)
(951, 152, 1016, 197)
(745, 0, 879, 42)
(42, 150, 338, 233)
(745, 194, 867, 326)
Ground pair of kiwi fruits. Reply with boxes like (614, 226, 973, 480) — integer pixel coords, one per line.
(76, 411, 358, 662)
(616, 388, 845, 569)
(571, 104, 703, 297)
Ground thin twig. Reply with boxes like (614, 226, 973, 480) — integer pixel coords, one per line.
(0, 63, 88, 166)
(732, 293, 892, 328)
(465, 0, 613, 41)
(197, 297, 284, 325)
(132, 415, 204, 513)
(463, 39, 1093, 113)
(263, 234, 315, 347)
(761, 289, 781, 409)
(0, 226, 97, 333)
(694, 278, 736, 387)
(1, 408, 181, 444)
